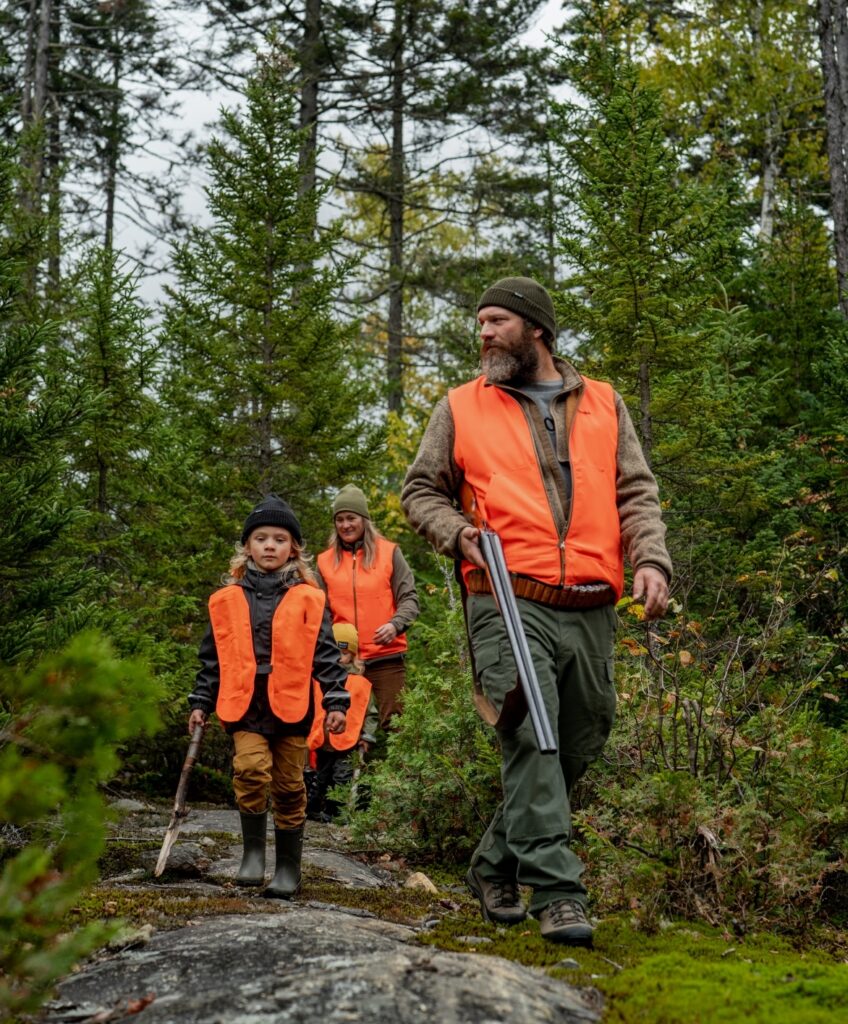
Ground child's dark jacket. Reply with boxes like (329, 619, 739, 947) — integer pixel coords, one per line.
(188, 565, 349, 736)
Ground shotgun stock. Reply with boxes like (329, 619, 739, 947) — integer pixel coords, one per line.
(478, 528, 557, 755)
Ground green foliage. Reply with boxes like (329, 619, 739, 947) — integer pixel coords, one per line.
(161, 45, 380, 557)
(59, 246, 161, 570)
(0, 632, 160, 1016)
(423, 906, 846, 1023)
(350, 562, 500, 860)
(574, 597, 848, 931)
(0, 141, 98, 667)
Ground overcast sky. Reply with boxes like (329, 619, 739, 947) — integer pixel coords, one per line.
(122, 0, 566, 306)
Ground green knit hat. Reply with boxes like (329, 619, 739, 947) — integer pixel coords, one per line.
(333, 483, 370, 519)
(477, 276, 557, 344)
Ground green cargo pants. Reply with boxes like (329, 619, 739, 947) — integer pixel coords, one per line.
(467, 594, 617, 914)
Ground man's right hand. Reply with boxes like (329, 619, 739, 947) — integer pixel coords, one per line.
(188, 709, 207, 734)
(459, 526, 486, 569)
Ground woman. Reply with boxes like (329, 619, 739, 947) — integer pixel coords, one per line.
(316, 484, 419, 731)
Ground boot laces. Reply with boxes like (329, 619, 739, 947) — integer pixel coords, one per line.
(547, 899, 588, 926)
(490, 879, 520, 908)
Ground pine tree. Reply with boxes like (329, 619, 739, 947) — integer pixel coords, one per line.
(0, 136, 97, 665)
(60, 247, 159, 567)
(160, 47, 379, 563)
(190, 0, 557, 412)
(9, 0, 187, 280)
(548, 39, 787, 624)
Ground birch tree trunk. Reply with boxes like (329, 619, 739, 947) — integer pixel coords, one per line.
(759, 109, 779, 243)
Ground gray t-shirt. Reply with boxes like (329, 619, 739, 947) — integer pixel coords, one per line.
(517, 380, 572, 502)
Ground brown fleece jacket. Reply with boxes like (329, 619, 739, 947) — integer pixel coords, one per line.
(401, 358, 672, 583)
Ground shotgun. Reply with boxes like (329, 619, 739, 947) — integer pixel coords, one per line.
(154, 723, 204, 876)
(478, 528, 557, 755)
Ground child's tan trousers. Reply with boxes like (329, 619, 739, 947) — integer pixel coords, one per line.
(232, 731, 306, 829)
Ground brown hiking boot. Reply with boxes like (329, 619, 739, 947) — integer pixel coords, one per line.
(466, 866, 527, 925)
(537, 899, 594, 946)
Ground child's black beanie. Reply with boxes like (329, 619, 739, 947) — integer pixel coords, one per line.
(241, 494, 303, 545)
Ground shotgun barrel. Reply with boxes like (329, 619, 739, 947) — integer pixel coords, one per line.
(478, 528, 557, 754)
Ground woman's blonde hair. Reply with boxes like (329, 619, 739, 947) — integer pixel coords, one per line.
(327, 514, 383, 569)
(225, 534, 318, 587)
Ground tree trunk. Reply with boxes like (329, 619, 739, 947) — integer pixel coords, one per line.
(759, 109, 778, 243)
(819, 0, 848, 318)
(45, 0, 62, 296)
(386, 0, 405, 414)
(638, 354, 653, 470)
(298, 0, 321, 208)
(21, 0, 38, 125)
(20, 0, 53, 216)
(104, 32, 122, 251)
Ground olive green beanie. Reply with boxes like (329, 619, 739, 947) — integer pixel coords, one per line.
(477, 276, 557, 345)
(333, 483, 370, 519)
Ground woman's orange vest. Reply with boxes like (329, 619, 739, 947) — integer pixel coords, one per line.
(449, 375, 624, 596)
(208, 583, 326, 724)
(317, 536, 407, 661)
(307, 673, 372, 752)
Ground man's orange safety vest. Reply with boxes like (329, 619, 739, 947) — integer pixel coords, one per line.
(317, 537, 407, 661)
(208, 583, 326, 724)
(307, 673, 372, 752)
(449, 375, 624, 596)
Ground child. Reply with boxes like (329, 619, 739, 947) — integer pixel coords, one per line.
(306, 622, 378, 822)
(187, 495, 349, 898)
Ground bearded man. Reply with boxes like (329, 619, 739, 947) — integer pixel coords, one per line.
(401, 276, 671, 945)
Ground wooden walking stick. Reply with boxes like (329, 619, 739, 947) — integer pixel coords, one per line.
(154, 723, 204, 876)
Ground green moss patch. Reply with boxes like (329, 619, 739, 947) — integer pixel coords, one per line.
(98, 839, 161, 877)
(420, 907, 848, 1024)
(68, 887, 283, 931)
(299, 868, 438, 925)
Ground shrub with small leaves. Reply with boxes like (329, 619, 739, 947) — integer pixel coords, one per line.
(350, 564, 501, 861)
(0, 632, 160, 1016)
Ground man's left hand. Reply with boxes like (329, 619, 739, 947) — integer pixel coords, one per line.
(633, 567, 669, 621)
(373, 622, 398, 645)
(325, 711, 346, 733)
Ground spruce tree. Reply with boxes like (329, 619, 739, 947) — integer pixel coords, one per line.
(59, 246, 160, 570)
(549, 41, 782, 624)
(0, 138, 97, 666)
(160, 47, 378, 567)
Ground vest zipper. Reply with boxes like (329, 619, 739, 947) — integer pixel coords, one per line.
(351, 550, 359, 630)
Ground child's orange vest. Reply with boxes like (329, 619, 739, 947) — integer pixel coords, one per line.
(208, 584, 325, 724)
(307, 673, 372, 752)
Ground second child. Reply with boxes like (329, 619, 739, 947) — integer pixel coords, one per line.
(187, 495, 349, 897)
(306, 622, 378, 822)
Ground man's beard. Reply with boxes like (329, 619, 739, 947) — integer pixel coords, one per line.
(481, 326, 539, 384)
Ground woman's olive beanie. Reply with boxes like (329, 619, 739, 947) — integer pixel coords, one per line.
(333, 483, 370, 520)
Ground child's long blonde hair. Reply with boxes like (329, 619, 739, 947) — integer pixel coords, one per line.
(225, 535, 318, 587)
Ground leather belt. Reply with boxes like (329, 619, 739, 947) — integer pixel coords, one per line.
(465, 569, 615, 610)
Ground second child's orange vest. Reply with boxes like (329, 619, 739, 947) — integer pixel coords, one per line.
(208, 584, 326, 724)
(307, 673, 372, 752)
(317, 537, 407, 661)
(449, 375, 624, 596)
